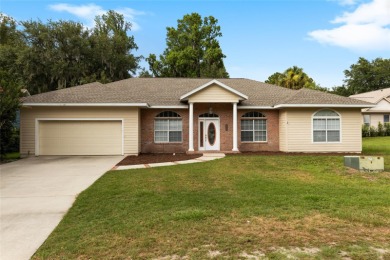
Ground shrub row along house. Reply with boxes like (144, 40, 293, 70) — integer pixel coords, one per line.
(20, 78, 373, 156)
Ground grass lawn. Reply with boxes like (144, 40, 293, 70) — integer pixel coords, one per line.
(0, 152, 20, 164)
(33, 141, 390, 259)
(363, 136, 390, 155)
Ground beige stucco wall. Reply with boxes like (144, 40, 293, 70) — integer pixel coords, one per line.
(188, 84, 241, 103)
(20, 106, 140, 156)
(279, 108, 362, 153)
(279, 110, 288, 151)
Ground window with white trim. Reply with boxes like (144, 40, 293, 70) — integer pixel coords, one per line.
(241, 112, 267, 142)
(313, 110, 340, 142)
(384, 115, 389, 123)
(363, 115, 371, 126)
(154, 111, 182, 143)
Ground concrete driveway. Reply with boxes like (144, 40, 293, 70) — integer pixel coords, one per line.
(0, 156, 123, 260)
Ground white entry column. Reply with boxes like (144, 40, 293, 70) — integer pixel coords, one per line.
(232, 102, 239, 151)
(188, 102, 194, 152)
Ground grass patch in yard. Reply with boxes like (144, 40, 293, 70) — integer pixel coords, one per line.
(0, 152, 20, 164)
(363, 136, 390, 155)
(33, 155, 390, 259)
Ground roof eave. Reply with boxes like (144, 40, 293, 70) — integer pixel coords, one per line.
(274, 104, 375, 108)
(22, 103, 150, 108)
(237, 106, 275, 109)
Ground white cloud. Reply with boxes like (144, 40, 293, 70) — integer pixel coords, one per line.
(49, 3, 145, 31)
(330, 0, 358, 6)
(308, 0, 390, 51)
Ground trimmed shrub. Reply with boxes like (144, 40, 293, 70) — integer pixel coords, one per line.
(377, 122, 385, 136)
(362, 124, 370, 137)
(369, 126, 378, 137)
(385, 123, 390, 136)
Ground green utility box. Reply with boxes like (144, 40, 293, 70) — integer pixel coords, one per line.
(344, 156, 384, 172)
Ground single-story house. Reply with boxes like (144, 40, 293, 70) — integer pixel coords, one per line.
(349, 88, 390, 127)
(20, 78, 373, 156)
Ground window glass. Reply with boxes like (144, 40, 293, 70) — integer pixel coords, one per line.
(241, 120, 253, 131)
(314, 110, 339, 117)
(313, 110, 340, 143)
(241, 131, 253, 142)
(313, 131, 326, 142)
(241, 112, 267, 142)
(154, 111, 182, 143)
(313, 119, 326, 130)
(363, 115, 371, 125)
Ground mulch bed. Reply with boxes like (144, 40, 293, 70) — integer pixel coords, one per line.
(116, 153, 202, 166)
(227, 151, 367, 156)
(116, 151, 374, 166)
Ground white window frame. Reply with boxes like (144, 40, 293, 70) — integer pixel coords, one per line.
(384, 114, 390, 123)
(154, 112, 183, 143)
(312, 109, 342, 143)
(241, 112, 267, 143)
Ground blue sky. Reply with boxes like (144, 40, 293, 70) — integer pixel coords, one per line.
(2, 0, 390, 88)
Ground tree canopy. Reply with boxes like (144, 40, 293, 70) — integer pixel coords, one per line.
(332, 57, 390, 96)
(265, 66, 324, 91)
(0, 14, 24, 157)
(1, 11, 140, 95)
(146, 13, 229, 78)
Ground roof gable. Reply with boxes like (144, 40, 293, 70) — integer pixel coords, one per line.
(180, 79, 248, 101)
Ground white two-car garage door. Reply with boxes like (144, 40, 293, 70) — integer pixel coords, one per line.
(38, 120, 123, 155)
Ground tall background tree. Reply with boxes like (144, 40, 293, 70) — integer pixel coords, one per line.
(15, 11, 140, 95)
(147, 13, 229, 78)
(0, 14, 24, 158)
(20, 19, 90, 93)
(332, 57, 390, 96)
(265, 66, 325, 91)
(90, 11, 140, 83)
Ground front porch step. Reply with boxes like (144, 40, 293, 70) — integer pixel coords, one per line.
(201, 153, 225, 158)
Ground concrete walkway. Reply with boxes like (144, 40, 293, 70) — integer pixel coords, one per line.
(0, 156, 123, 260)
(114, 153, 225, 170)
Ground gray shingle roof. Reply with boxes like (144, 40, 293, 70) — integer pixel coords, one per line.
(278, 88, 371, 106)
(22, 78, 372, 107)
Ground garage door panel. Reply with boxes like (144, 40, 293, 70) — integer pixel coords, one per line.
(39, 121, 122, 155)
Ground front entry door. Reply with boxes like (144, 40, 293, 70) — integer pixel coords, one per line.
(199, 118, 220, 151)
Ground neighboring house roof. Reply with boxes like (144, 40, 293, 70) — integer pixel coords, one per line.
(22, 78, 373, 108)
(350, 88, 390, 104)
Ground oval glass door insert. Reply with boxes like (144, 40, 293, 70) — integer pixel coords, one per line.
(208, 123, 216, 146)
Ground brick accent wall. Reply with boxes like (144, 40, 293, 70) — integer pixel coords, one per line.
(140, 105, 280, 153)
(140, 109, 189, 153)
(238, 110, 279, 152)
